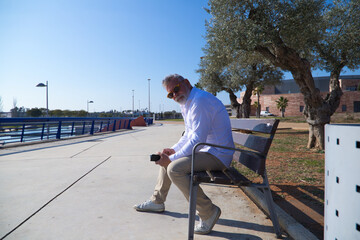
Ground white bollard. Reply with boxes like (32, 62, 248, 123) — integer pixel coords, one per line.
(325, 124, 360, 239)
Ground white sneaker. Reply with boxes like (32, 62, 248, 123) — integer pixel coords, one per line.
(194, 206, 221, 235)
(133, 200, 165, 212)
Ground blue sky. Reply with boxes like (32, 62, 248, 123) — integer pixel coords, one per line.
(0, 0, 359, 113)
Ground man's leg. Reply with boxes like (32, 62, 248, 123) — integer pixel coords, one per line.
(134, 166, 172, 212)
(166, 152, 226, 220)
(150, 166, 172, 204)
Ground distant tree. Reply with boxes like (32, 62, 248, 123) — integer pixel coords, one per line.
(62, 110, 72, 117)
(27, 108, 43, 117)
(253, 101, 259, 116)
(75, 110, 87, 117)
(11, 106, 25, 117)
(50, 109, 64, 117)
(276, 96, 289, 118)
(99, 112, 112, 117)
(253, 85, 265, 118)
(11, 98, 19, 117)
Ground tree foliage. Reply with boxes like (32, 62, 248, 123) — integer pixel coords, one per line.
(275, 96, 289, 118)
(27, 108, 43, 117)
(198, 24, 283, 118)
(204, 0, 360, 149)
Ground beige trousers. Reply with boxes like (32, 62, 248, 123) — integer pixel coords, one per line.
(150, 152, 226, 220)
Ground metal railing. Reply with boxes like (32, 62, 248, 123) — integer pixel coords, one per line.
(0, 117, 153, 146)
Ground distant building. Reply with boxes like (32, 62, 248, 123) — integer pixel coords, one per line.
(0, 112, 11, 118)
(239, 75, 360, 116)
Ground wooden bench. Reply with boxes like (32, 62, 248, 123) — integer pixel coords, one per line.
(188, 118, 281, 239)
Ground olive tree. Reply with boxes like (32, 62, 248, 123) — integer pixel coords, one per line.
(206, 0, 360, 149)
(198, 19, 282, 118)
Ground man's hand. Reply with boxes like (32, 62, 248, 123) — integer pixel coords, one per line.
(162, 148, 175, 156)
(155, 152, 171, 167)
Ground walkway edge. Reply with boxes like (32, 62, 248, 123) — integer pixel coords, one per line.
(240, 186, 319, 240)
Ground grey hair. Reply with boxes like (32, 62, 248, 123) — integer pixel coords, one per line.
(162, 74, 185, 88)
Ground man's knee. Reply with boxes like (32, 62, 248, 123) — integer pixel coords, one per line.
(166, 159, 190, 180)
(166, 161, 178, 179)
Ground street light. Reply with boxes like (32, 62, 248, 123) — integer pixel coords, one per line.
(36, 81, 49, 117)
(87, 100, 94, 113)
(132, 90, 134, 117)
(148, 78, 151, 114)
(36, 81, 49, 139)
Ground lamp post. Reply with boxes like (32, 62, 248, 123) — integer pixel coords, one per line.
(36, 81, 49, 117)
(132, 90, 134, 117)
(148, 78, 151, 115)
(36, 81, 49, 139)
(87, 100, 94, 113)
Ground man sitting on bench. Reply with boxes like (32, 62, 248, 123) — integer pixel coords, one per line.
(134, 74, 234, 235)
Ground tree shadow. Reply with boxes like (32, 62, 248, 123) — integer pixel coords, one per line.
(272, 184, 324, 239)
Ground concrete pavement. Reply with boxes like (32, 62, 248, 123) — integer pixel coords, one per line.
(1, 123, 285, 240)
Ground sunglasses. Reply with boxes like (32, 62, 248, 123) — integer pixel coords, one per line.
(167, 84, 180, 99)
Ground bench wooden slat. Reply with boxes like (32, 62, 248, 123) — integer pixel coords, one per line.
(224, 167, 252, 186)
(193, 168, 252, 186)
(233, 150, 266, 176)
(232, 131, 271, 154)
(230, 118, 277, 134)
(193, 171, 212, 183)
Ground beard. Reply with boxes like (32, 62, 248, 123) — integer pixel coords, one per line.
(174, 91, 190, 105)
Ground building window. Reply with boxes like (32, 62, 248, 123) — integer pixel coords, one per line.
(346, 86, 357, 91)
(342, 105, 347, 112)
(266, 107, 269, 112)
(354, 101, 360, 112)
(300, 106, 304, 112)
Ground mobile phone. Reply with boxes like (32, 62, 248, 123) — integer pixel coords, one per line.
(150, 154, 161, 161)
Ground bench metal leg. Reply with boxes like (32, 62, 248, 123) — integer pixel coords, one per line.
(188, 181, 198, 240)
(263, 187, 282, 238)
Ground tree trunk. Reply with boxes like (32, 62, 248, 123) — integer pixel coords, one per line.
(241, 82, 254, 118)
(224, 88, 241, 118)
(256, 93, 261, 118)
(304, 69, 343, 149)
(255, 44, 343, 150)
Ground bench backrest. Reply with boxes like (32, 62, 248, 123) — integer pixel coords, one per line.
(230, 118, 279, 177)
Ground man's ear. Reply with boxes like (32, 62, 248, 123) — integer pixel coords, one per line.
(184, 79, 192, 88)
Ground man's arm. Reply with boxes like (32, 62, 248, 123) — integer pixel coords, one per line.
(170, 103, 211, 161)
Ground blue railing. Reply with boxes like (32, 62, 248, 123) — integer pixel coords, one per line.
(0, 117, 153, 146)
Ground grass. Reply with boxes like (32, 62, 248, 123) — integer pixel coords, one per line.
(267, 129, 325, 185)
(249, 112, 360, 124)
(157, 118, 184, 122)
(233, 128, 325, 186)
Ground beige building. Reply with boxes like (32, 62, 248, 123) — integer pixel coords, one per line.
(239, 75, 360, 116)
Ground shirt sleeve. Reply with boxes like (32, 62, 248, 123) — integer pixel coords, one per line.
(171, 132, 188, 153)
(169, 101, 211, 161)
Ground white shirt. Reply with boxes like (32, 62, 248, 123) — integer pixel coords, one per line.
(169, 87, 235, 167)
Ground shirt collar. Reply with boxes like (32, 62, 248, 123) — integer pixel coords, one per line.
(180, 87, 197, 111)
